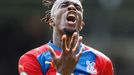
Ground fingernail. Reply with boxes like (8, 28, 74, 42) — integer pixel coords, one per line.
(62, 35, 66, 40)
(79, 36, 83, 40)
(73, 32, 77, 35)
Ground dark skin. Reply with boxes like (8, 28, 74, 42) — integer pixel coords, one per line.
(47, 0, 85, 75)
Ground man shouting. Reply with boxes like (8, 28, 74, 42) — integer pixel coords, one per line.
(18, 0, 114, 75)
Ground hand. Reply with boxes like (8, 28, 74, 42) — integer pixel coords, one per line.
(48, 32, 84, 75)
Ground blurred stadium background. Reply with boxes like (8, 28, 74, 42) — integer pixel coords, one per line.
(0, 0, 134, 75)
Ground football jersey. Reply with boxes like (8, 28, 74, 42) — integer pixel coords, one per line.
(18, 41, 114, 75)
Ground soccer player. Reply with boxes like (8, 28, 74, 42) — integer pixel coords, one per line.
(18, 0, 114, 75)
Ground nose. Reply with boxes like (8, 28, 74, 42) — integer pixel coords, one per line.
(68, 5, 76, 11)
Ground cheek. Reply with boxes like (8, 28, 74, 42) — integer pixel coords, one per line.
(54, 10, 63, 22)
(54, 10, 66, 27)
(77, 13, 83, 30)
(78, 14, 82, 21)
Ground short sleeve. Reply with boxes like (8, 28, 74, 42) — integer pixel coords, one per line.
(102, 59, 114, 75)
(18, 54, 43, 75)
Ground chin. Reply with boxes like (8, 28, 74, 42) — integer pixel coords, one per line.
(63, 28, 76, 35)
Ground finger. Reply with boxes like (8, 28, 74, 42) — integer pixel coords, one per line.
(69, 32, 78, 52)
(73, 36, 83, 53)
(48, 46, 58, 59)
(61, 35, 68, 53)
(75, 45, 84, 61)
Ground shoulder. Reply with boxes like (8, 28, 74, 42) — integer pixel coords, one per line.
(82, 44, 114, 74)
(18, 43, 49, 74)
(18, 43, 49, 65)
(21, 44, 49, 58)
(82, 44, 112, 62)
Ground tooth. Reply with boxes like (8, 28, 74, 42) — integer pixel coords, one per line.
(68, 14, 75, 16)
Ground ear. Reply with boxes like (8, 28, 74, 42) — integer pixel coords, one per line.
(49, 18, 55, 27)
(79, 21, 85, 31)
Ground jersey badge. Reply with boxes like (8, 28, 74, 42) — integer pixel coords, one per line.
(86, 61, 97, 74)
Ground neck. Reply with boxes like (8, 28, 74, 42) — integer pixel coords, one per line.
(53, 30, 79, 49)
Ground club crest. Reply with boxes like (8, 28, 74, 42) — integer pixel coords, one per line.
(86, 61, 97, 74)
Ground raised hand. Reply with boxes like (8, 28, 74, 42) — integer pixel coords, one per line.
(48, 32, 84, 75)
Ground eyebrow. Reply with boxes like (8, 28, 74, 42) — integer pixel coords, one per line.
(61, 1, 69, 5)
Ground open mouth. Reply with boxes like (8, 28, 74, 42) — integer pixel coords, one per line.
(66, 14, 76, 24)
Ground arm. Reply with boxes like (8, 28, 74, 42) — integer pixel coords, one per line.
(18, 54, 43, 75)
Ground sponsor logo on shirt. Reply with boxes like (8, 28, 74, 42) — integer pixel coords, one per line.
(45, 61, 53, 67)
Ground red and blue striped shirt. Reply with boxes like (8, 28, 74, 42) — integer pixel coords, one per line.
(18, 41, 114, 75)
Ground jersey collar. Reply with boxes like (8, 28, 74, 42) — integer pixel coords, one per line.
(48, 41, 83, 53)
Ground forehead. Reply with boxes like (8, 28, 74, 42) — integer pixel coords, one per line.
(55, 0, 82, 7)
(51, 0, 83, 18)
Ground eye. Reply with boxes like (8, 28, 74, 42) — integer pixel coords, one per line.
(74, 4, 82, 11)
(60, 2, 69, 8)
(61, 4, 68, 8)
